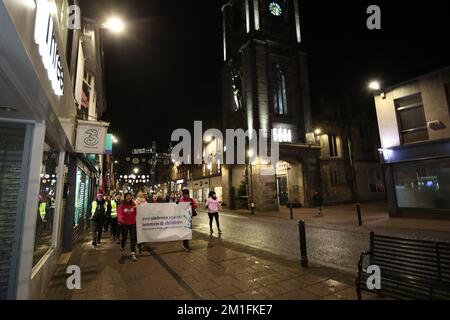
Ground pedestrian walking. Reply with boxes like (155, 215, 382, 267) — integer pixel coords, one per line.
(168, 192, 177, 203)
(118, 192, 138, 262)
(179, 189, 197, 252)
(110, 192, 122, 242)
(89, 192, 108, 248)
(103, 195, 112, 233)
(136, 191, 147, 206)
(313, 190, 324, 217)
(205, 191, 222, 235)
(135, 191, 148, 254)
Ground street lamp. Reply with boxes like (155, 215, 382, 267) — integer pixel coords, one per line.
(103, 17, 126, 33)
(368, 81, 381, 91)
(133, 168, 139, 174)
(247, 150, 256, 215)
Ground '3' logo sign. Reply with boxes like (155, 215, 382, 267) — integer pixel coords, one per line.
(84, 129, 99, 146)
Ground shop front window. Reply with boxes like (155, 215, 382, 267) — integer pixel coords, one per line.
(34, 144, 60, 266)
(394, 159, 450, 209)
(74, 168, 91, 227)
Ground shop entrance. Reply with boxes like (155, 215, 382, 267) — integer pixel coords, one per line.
(277, 176, 289, 206)
(276, 160, 305, 207)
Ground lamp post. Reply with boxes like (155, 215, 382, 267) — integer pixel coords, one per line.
(248, 150, 255, 215)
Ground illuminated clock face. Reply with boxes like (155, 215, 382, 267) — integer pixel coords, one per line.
(269, 2, 283, 16)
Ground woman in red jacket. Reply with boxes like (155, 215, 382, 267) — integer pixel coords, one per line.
(118, 192, 138, 262)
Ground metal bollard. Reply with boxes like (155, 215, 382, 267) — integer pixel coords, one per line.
(290, 204, 294, 220)
(357, 203, 363, 226)
(299, 220, 308, 268)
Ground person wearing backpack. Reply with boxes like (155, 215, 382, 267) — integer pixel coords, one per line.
(179, 189, 197, 252)
(89, 192, 108, 248)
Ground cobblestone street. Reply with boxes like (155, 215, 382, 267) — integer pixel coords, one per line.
(45, 231, 377, 301)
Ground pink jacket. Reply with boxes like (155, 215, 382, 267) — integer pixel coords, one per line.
(206, 197, 219, 213)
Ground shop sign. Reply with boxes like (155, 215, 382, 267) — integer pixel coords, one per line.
(34, 0, 64, 96)
(76, 121, 109, 154)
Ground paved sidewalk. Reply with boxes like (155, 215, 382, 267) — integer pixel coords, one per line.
(44, 232, 377, 300)
(223, 201, 450, 236)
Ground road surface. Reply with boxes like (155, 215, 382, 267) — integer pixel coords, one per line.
(193, 210, 369, 272)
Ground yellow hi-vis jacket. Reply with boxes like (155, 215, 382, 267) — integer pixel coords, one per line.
(91, 201, 108, 219)
(39, 202, 47, 221)
(111, 200, 118, 218)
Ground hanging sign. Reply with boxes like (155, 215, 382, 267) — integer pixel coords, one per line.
(75, 120, 110, 154)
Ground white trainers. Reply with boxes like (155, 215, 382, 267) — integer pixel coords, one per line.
(120, 249, 125, 257)
(130, 253, 137, 262)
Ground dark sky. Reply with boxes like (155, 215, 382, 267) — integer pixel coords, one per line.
(80, 0, 450, 166)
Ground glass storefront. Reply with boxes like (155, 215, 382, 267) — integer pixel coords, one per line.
(74, 167, 91, 227)
(394, 159, 450, 209)
(33, 143, 60, 267)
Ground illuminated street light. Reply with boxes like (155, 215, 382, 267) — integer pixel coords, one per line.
(133, 168, 139, 174)
(369, 81, 381, 91)
(103, 17, 125, 33)
(314, 128, 322, 135)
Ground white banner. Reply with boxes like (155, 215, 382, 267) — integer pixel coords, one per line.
(75, 120, 109, 154)
(137, 203, 192, 243)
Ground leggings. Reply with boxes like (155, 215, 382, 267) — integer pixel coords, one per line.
(121, 224, 137, 253)
(208, 212, 220, 230)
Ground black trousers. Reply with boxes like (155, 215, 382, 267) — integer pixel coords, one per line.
(104, 217, 111, 232)
(121, 224, 137, 253)
(91, 220, 103, 245)
(110, 217, 119, 239)
(208, 212, 220, 230)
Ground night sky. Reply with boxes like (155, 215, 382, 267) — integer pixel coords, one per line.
(80, 0, 450, 170)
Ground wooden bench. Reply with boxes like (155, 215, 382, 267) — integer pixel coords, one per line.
(356, 232, 450, 300)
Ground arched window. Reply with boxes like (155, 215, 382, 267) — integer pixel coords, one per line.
(274, 64, 287, 115)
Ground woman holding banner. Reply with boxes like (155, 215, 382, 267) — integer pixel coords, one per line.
(179, 189, 197, 252)
(118, 193, 138, 262)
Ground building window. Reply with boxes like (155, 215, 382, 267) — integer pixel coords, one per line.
(34, 144, 61, 267)
(273, 64, 288, 116)
(368, 170, 384, 193)
(273, 128, 292, 143)
(329, 135, 339, 158)
(395, 94, 429, 144)
(330, 169, 344, 185)
(394, 159, 450, 209)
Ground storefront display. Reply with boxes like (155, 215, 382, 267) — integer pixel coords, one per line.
(74, 167, 91, 227)
(394, 159, 450, 209)
(33, 143, 60, 267)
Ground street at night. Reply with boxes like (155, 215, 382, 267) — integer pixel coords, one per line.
(1, 0, 450, 311)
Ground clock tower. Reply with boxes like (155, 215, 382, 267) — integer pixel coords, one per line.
(221, 0, 321, 211)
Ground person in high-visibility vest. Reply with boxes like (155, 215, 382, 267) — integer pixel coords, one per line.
(103, 195, 112, 233)
(89, 192, 108, 248)
(37, 195, 50, 236)
(110, 192, 122, 242)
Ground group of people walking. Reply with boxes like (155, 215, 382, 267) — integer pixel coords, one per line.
(88, 188, 222, 261)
